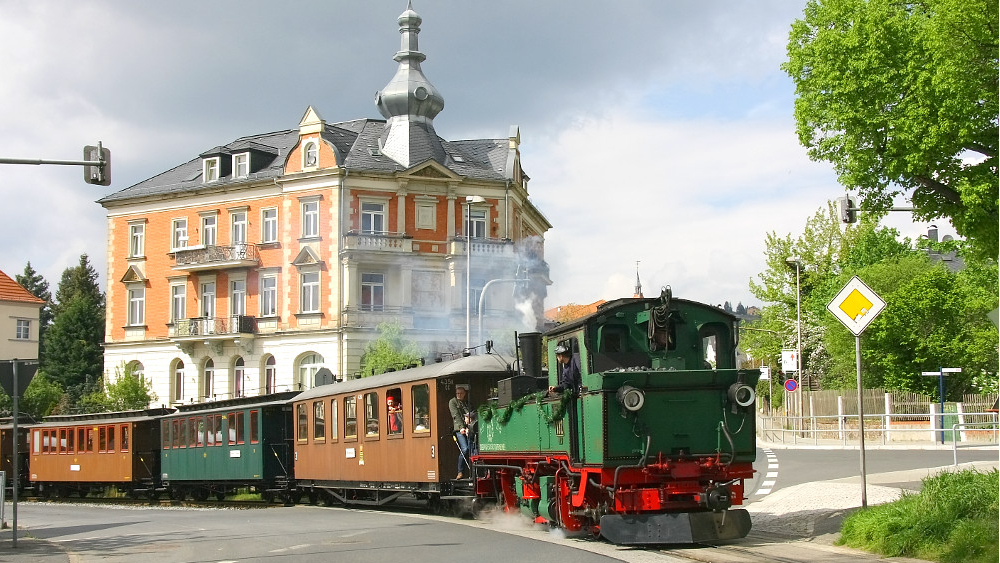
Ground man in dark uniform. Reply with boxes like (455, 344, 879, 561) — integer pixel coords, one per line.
(549, 344, 581, 462)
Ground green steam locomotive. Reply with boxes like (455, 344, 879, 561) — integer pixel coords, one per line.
(472, 288, 760, 544)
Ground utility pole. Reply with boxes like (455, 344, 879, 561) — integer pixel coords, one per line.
(0, 142, 111, 185)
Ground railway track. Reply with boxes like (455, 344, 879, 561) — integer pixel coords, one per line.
(16, 494, 271, 510)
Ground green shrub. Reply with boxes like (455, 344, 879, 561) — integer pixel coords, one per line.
(837, 469, 999, 563)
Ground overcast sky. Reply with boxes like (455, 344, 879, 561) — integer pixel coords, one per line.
(0, 1, 950, 309)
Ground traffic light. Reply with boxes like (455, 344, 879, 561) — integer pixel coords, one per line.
(83, 143, 111, 186)
(837, 195, 857, 223)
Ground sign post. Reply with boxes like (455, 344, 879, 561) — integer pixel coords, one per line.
(827, 277, 886, 508)
(921, 367, 962, 444)
(0, 359, 39, 548)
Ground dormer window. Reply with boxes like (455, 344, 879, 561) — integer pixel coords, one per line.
(233, 153, 249, 178)
(203, 157, 220, 182)
(303, 141, 318, 168)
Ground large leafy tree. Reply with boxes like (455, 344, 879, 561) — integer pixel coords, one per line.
(359, 322, 423, 377)
(77, 362, 157, 413)
(784, 0, 999, 259)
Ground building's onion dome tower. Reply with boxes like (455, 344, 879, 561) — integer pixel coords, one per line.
(375, 2, 447, 168)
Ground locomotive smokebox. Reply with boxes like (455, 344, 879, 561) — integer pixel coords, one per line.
(518, 332, 543, 379)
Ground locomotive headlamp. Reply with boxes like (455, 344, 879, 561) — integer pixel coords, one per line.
(616, 385, 645, 413)
(727, 383, 756, 408)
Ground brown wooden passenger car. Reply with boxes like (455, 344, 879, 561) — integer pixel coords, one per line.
(28, 408, 171, 497)
(292, 354, 511, 506)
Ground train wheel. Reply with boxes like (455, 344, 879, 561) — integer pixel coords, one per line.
(215, 491, 226, 501)
(262, 491, 275, 504)
(308, 491, 319, 505)
(429, 495, 444, 515)
(147, 490, 160, 501)
(171, 488, 186, 501)
(192, 489, 209, 502)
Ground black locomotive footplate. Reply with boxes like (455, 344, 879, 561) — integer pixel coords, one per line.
(599, 509, 752, 544)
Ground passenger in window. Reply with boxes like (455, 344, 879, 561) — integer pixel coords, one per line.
(414, 408, 429, 431)
(387, 396, 403, 434)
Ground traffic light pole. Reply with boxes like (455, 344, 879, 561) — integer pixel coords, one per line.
(0, 141, 110, 185)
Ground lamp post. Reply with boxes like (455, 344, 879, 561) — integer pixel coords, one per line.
(464, 195, 485, 350)
(785, 256, 803, 426)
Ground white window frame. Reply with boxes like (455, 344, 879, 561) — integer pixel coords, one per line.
(170, 283, 187, 323)
(300, 271, 320, 313)
(231, 278, 246, 317)
(303, 141, 318, 168)
(173, 361, 185, 402)
(467, 208, 487, 239)
(302, 200, 319, 238)
(233, 357, 245, 398)
(360, 200, 386, 234)
(127, 284, 145, 326)
(261, 274, 278, 317)
(201, 281, 216, 318)
(202, 214, 217, 246)
(203, 157, 220, 182)
(231, 211, 247, 245)
(203, 358, 215, 399)
(128, 222, 145, 258)
(15, 319, 30, 340)
(233, 152, 250, 178)
(264, 356, 276, 394)
(361, 272, 384, 312)
(261, 207, 278, 243)
(172, 218, 188, 250)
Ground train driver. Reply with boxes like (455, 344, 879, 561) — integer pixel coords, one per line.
(449, 385, 473, 479)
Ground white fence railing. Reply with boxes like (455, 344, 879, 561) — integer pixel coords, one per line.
(757, 411, 999, 446)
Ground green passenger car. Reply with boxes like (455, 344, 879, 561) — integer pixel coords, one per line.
(160, 392, 299, 501)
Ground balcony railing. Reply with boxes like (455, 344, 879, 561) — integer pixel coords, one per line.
(172, 243, 260, 271)
(448, 237, 515, 257)
(170, 315, 258, 338)
(343, 231, 412, 253)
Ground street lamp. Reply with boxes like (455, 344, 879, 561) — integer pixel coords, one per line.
(785, 256, 803, 424)
(464, 195, 486, 350)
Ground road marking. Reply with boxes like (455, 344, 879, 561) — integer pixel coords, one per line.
(269, 544, 311, 553)
(756, 448, 778, 496)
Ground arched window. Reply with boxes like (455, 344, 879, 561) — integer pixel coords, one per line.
(203, 359, 215, 399)
(263, 355, 276, 395)
(127, 361, 145, 382)
(297, 353, 323, 391)
(172, 360, 185, 403)
(304, 142, 318, 167)
(233, 357, 245, 398)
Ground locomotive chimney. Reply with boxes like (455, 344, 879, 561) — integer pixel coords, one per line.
(518, 332, 543, 379)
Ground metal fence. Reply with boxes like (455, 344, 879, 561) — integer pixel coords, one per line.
(758, 410, 999, 446)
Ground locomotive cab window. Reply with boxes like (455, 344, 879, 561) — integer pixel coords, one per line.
(699, 323, 732, 369)
(412, 384, 430, 433)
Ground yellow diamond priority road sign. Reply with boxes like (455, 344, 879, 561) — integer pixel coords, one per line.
(827, 276, 886, 336)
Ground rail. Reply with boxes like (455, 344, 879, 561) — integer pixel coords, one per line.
(757, 412, 999, 447)
(952, 422, 1000, 465)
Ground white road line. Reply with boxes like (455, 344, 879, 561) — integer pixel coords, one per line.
(766, 472, 778, 478)
(756, 489, 771, 495)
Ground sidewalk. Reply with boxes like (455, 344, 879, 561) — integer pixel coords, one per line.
(0, 531, 71, 563)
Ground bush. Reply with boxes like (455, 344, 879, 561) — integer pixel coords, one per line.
(838, 469, 999, 563)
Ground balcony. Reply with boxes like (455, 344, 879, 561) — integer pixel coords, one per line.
(343, 231, 412, 253)
(448, 237, 515, 257)
(170, 315, 257, 354)
(172, 243, 260, 272)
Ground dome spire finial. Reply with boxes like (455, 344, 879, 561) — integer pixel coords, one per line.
(374, 2, 446, 168)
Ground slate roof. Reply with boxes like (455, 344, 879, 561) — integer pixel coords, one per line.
(97, 118, 512, 206)
(0, 269, 45, 305)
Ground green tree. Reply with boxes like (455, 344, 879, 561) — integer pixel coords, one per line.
(15, 261, 54, 354)
(784, 0, 999, 259)
(76, 362, 157, 413)
(0, 372, 64, 419)
(42, 294, 105, 395)
(359, 322, 423, 377)
(43, 254, 106, 402)
(53, 254, 105, 315)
